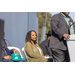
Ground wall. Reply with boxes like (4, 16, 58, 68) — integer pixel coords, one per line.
(0, 12, 38, 57)
(28, 12, 38, 41)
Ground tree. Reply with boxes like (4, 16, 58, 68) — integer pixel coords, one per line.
(38, 12, 52, 45)
(39, 14, 44, 28)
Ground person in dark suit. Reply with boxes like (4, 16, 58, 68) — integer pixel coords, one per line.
(49, 12, 75, 62)
(40, 30, 52, 59)
(2, 32, 25, 62)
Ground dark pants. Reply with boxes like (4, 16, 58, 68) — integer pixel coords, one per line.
(2, 59, 25, 62)
(51, 48, 70, 62)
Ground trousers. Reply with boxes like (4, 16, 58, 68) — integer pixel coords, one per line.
(51, 48, 70, 62)
(2, 59, 25, 62)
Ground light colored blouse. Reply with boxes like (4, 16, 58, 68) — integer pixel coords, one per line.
(37, 47, 42, 56)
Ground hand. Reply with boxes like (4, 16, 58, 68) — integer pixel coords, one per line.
(13, 49, 20, 54)
(63, 34, 70, 40)
(4, 55, 12, 60)
(42, 55, 47, 58)
(22, 57, 25, 59)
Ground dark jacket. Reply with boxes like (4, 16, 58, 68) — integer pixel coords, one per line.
(49, 13, 75, 50)
(40, 39, 52, 56)
(2, 39, 13, 59)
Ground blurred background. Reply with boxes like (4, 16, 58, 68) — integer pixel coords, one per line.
(0, 12, 75, 57)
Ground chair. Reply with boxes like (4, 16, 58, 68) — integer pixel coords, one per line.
(7, 46, 23, 58)
(22, 47, 28, 62)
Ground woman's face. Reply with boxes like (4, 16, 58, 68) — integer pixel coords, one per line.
(31, 31, 37, 41)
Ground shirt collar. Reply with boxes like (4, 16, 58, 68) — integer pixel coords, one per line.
(61, 12, 69, 18)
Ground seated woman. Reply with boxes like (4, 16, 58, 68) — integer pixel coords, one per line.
(24, 30, 48, 62)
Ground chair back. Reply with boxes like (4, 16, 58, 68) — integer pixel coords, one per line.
(7, 46, 23, 58)
(22, 47, 29, 62)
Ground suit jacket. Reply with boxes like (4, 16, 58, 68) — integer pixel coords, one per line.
(40, 39, 52, 56)
(2, 39, 13, 59)
(5, 39, 11, 47)
(49, 13, 75, 50)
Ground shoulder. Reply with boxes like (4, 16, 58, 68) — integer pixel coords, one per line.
(24, 42, 32, 50)
(51, 13, 61, 20)
(40, 39, 48, 45)
(42, 39, 48, 43)
(5, 39, 9, 43)
(25, 42, 32, 46)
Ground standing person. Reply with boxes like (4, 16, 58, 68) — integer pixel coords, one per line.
(40, 30, 52, 56)
(24, 30, 48, 62)
(49, 12, 75, 62)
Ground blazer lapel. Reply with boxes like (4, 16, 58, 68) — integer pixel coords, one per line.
(59, 13, 69, 28)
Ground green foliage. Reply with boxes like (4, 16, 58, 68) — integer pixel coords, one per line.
(74, 22, 75, 25)
(39, 15, 44, 28)
(38, 12, 52, 45)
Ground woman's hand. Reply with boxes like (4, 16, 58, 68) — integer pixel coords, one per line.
(42, 55, 47, 58)
(42, 55, 49, 58)
(4, 55, 12, 60)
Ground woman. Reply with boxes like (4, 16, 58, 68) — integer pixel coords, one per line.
(24, 30, 48, 62)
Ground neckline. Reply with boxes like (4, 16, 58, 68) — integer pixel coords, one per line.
(32, 43, 38, 47)
(61, 12, 69, 18)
